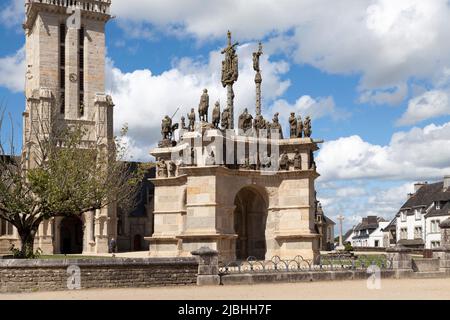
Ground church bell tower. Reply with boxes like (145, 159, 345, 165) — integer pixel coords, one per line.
(22, 0, 115, 254)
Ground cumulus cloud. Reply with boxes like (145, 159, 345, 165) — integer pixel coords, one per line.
(0, 0, 24, 28)
(317, 121, 450, 182)
(0, 46, 25, 93)
(396, 90, 450, 126)
(317, 181, 415, 230)
(111, 0, 450, 104)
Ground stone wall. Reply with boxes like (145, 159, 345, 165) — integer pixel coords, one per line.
(0, 258, 198, 293)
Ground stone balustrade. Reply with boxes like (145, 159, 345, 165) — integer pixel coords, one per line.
(26, 0, 111, 15)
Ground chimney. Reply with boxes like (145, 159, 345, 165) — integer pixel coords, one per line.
(444, 176, 450, 191)
(367, 216, 377, 224)
(414, 182, 427, 193)
(407, 193, 414, 199)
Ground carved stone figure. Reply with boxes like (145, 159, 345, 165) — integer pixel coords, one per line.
(253, 42, 263, 73)
(188, 108, 196, 132)
(289, 112, 297, 138)
(293, 149, 301, 170)
(212, 101, 221, 129)
(279, 151, 289, 170)
(168, 160, 177, 177)
(297, 115, 303, 138)
(221, 31, 239, 87)
(304, 116, 312, 138)
(205, 150, 216, 165)
(157, 158, 168, 178)
(198, 89, 209, 122)
(161, 115, 172, 140)
(271, 112, 283, 139)
(238, 108, 253, 133)
(180, 116, 187, 130)
(221, 106, 231, 130)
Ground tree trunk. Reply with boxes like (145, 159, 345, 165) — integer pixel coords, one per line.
(18, 228, 37, 259)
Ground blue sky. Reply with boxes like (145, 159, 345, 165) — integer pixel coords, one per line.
(2, 0, 450, 231)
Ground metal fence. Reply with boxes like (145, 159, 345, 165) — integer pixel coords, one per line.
(219, 254, 393, 274)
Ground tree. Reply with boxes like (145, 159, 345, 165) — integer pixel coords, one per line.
(0, 109, 144, 258)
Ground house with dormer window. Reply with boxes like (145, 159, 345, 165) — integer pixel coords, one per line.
(391, 176, 450, 249)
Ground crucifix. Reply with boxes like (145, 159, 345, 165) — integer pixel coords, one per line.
(336, 215, 345, 250)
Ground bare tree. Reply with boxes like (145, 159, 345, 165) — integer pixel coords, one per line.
(0, 107, 144, 258)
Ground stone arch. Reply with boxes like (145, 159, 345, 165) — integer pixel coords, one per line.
(233, 185, 269, 260)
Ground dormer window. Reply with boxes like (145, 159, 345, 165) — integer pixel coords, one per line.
(401, 211, 407, 222)
(436, 202, 441, 210)
(415, 209, 421, 220)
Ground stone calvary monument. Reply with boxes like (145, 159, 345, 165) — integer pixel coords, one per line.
(147, 32, 323, 262)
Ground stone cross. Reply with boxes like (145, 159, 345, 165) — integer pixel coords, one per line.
(336, 215, 345, 250)
(253, 42, 263, 116)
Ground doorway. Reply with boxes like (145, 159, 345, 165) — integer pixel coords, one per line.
(233, 186, 268, 260)
(60, 216, 83, 254)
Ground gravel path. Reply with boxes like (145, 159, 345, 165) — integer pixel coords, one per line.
(1, 278, 450, 300)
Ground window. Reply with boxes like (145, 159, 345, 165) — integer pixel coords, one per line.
(431, 220, 441, 233)
(431, 241, 441, 248)
(0, 218, 13, 236)
(436, 202, 441, 210)
(374, 240, 379, 247)
(400, 228, 407, 240)
(415, 209, 421, 220)
(414, 226, 423, 239)
(401, 211, 407, 222)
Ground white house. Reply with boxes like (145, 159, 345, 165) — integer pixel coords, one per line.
(345, 216, 390, 248)
(393, 176, 450, 249)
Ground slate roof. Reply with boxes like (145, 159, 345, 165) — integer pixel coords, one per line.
(323, 215, 336, 225)
(382, 218, 396, 231)
(401, 182, 450, 210)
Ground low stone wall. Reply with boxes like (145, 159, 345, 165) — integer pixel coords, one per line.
(0, 257, 198, 293)
(221, 270, 396, 285)
(412, 258, 440, 272)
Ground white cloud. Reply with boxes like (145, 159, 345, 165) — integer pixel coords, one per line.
(271, 95, 347, 125)
(317, 121, 450, 182)
(397, 90, 450, 126)
(0, 0, 23, 28)
(0, 47, 25, 93)
(111, 0, 450, 104)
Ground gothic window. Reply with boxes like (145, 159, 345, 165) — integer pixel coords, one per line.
(59, 23, 66, 114)
(0, 218, 13, 236)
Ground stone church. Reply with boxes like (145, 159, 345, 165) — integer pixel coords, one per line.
(0, 0, 153, 255)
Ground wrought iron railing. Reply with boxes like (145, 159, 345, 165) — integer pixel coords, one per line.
(219, 254, 393, 274)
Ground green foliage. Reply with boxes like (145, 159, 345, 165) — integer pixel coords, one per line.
(9, 243, 43, 259)
(0, 116, 143, 258)
(344, 242, 354, 252)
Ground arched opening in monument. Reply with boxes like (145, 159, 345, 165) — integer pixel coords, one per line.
(233, 186, 268, 260)
(60, 216, 83, 254)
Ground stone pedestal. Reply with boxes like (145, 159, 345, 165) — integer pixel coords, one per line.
(387, 245, 412, 274)
(191, 246, 220, 286)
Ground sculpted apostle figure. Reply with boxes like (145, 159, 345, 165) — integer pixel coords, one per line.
(271, 112, 283, 139)
(297, 115, 303, 138)
(279, 151, 289, 171)
(303, 116, 312, 138)
(188, 108, 196, 132)
(221, 106, 231, 130)
(198, 89, 209, 122)
(161, 115, 172, 140)
(212, 101, 221, 129)
(289, 112, 297, 138)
